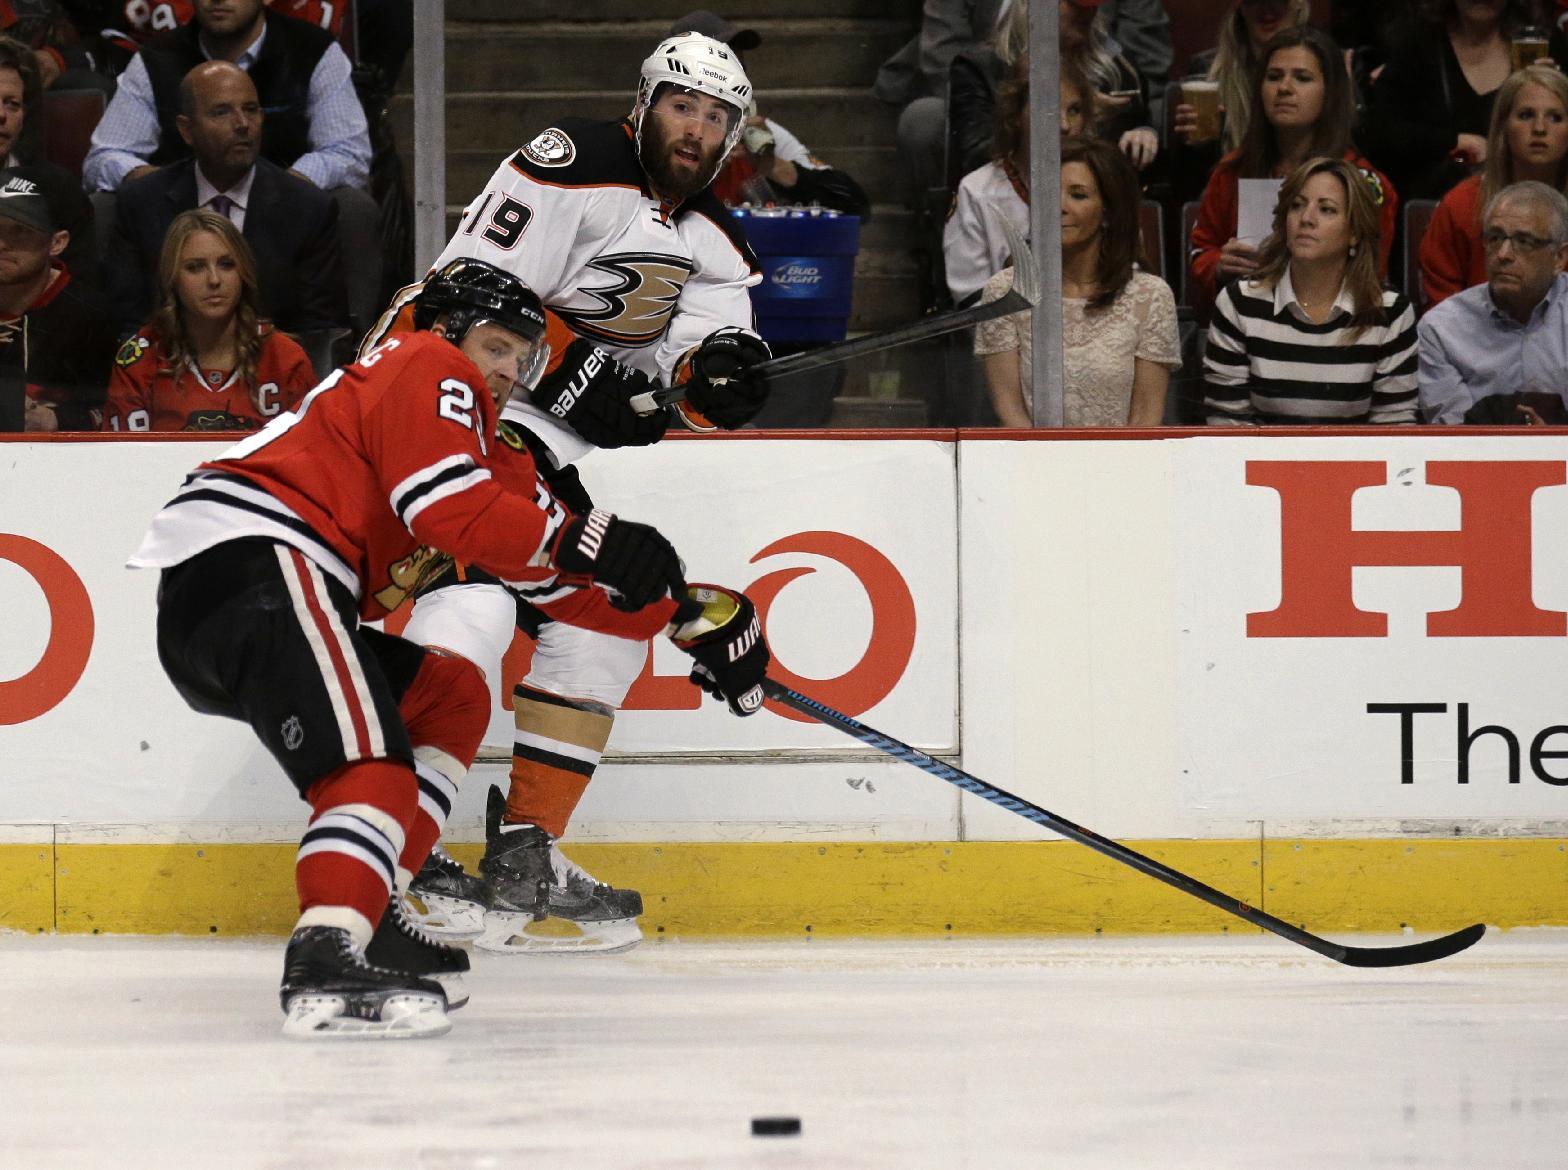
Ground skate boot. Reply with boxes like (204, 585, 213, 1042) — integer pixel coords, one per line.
(279, 924, 449, 1040)
(474, 786, 552, 953)
(365, 893, 471, 1009)
(405, 844, 491, 939)
(474, 789, 643, 955)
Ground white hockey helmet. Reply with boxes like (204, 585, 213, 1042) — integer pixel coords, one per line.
(632, 32, 754, 167)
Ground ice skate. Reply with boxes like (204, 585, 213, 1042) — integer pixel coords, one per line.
(366, 894, 471, 1009)
(474, 788, 643, 955)
(474, 786, 552, 952)
(405, 844, 491, 939)
(279, 924, 450, 1040)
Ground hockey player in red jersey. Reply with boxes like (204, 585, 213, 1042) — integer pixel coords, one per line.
(130, 258, 770, 1038)
(364, 32, 778, 954)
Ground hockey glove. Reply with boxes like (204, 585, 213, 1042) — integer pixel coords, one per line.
(530, 338, 668, 449)
(670, 584, 770, 716)
(681, 328, 771, 429)
(551, 508, 686, 611)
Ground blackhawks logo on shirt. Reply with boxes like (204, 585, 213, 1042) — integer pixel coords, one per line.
(115, 336, 151, 367)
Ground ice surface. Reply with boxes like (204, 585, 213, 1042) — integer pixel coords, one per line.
(3, 932, 1565, 1169)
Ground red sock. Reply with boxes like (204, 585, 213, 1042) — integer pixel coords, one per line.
(298, 759, 418, 930)
(398, 650, 491, 879)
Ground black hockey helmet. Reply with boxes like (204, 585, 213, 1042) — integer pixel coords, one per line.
(414, 258, 551, 386)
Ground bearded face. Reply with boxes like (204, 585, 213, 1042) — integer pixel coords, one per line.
(638, 87, 733, 203)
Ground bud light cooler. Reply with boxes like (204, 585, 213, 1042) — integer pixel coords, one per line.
(732, 207, 861, 345)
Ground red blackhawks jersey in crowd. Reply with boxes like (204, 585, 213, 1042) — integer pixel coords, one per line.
(129, 329, 679, 639)
(102, 327, 315, 432)
(365, 117, 763, 467)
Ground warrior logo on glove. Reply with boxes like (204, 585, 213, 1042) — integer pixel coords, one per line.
(671, 584, 770, 716)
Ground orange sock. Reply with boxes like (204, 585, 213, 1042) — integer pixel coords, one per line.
(505, 683, 614, 838)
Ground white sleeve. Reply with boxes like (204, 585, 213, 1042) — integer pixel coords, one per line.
(651, 215, 762, 382)
(764, 119, 824, 170)
(83, 54, 160, 192)
(943, 180, 994, 306)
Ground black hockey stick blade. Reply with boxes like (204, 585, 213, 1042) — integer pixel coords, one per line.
(762, 680, 1485, 969)
(628, 215, 1042, 416)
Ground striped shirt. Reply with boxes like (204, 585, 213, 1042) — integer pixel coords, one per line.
(1203, 270, 1419, 424)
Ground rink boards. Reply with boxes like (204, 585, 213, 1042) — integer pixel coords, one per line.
(3, 428, 1567, 935)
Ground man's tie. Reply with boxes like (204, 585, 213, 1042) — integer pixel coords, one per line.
(209, 194, 234, 220)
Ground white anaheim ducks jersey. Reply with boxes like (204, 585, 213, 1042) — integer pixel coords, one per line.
(380, 117, 763, 467)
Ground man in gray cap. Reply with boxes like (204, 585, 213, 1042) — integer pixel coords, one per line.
(0, 166, 115, 432)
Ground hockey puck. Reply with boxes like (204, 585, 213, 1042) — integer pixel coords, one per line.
(751, 1116, 801, 1137)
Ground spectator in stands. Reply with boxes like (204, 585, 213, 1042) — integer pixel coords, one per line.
(1101, 0, 1173, 128)
(0, 167, 114, 432)
(670, 11, 870, 218)
(1188, 26, 1398, 313)
(944, 57, 1031, 306)
(1061, 0, 1160, 173)
(82, 0, 370, 193)
(1420, 64, 1568, 307)
(872, 0, 1008, 204)
(1170, 0, 1311, 202)
(1418, 180, 1568, 422)
(1204, 156, 1419, 424)
(0, 36, 95, 281)
(106, 61, 346, 339)
(102, 207, 313, 431)
(948, 2, 1030, 185)
(1364, 0, 1568, 201)
(975, 136, 1179, 427)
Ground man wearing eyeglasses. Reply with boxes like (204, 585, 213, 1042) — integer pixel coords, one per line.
(1418, 180, 1568, 424)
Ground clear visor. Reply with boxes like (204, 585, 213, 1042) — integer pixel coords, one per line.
(651, 83, 741, 135)
(473, 318, 551, 392)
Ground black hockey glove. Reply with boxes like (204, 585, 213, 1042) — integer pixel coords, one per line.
(683, 328, 771, 429)
(530, 338, 668, 449)
(670, 584, 770, 716)
(551, 508, 686, 611)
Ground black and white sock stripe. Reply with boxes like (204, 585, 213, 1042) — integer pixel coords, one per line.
(298, 806, 404, 892)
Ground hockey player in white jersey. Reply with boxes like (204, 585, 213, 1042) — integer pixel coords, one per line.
(365, 32, 774, 954)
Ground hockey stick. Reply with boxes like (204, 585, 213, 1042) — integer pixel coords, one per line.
(629, 214, 1040, 415)
(762, 679, 1485, 969)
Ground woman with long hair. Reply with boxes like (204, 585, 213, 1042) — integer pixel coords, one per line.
(1059, 0, 1160, 171)
(1203, 156, 1419, 424)
(974, 136, 1180, 427)
(943, 59, 1034, 306)
(1420, 62, 1568, 304)
(1188, 25, 1399, 311)
(103, 208, 315, 432)
(1175, 0, 1312, 153)
(1365, 0, 1568, 200)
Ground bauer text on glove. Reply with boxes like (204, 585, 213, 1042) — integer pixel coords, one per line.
(530, 338, 668, 448)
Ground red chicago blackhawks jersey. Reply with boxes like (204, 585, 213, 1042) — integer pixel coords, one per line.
(365, 117, 763, 466)
(129, 330, 681, 636)
(102, 328, 316, 433)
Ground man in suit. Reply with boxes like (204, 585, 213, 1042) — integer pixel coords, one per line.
(106, 60, 348, 339)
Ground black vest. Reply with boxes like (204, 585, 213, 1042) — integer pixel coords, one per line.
(141, 12, 333, 171)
